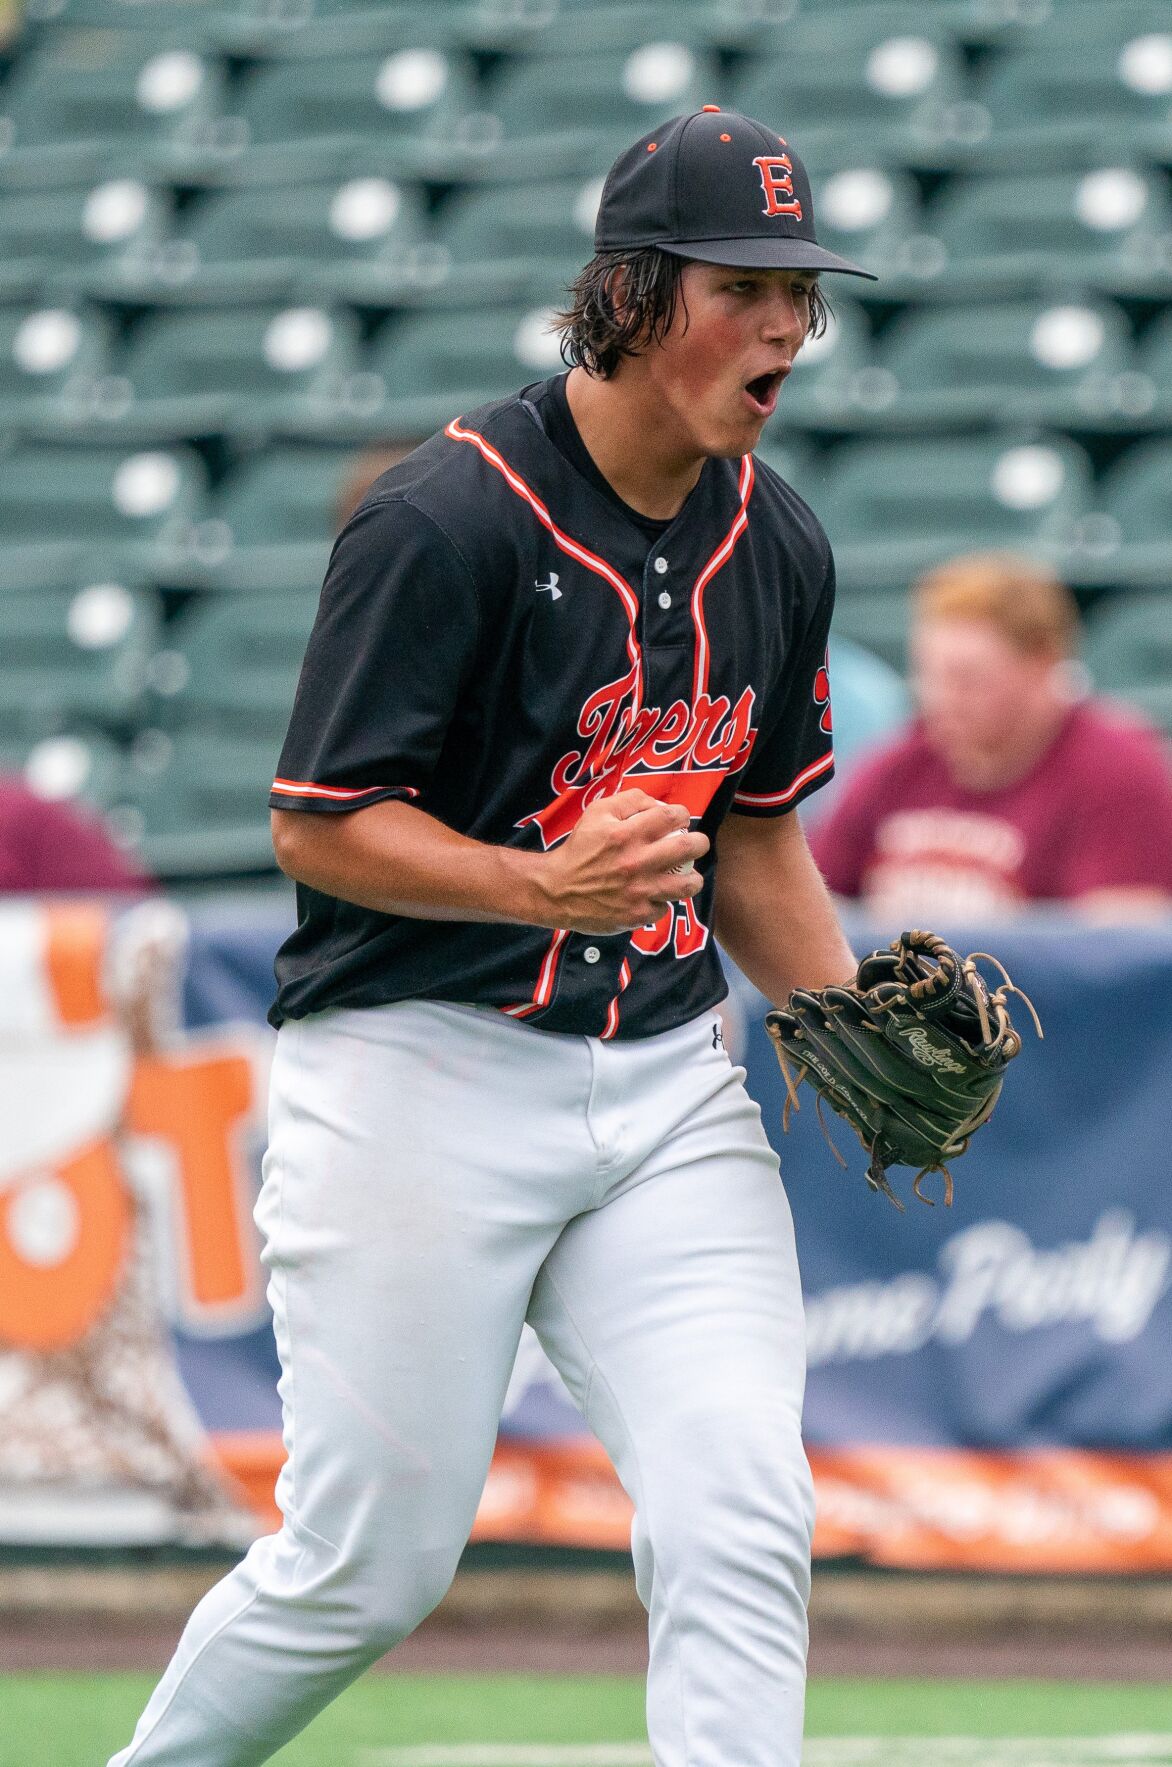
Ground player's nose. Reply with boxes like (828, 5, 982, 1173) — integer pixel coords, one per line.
(760, 287, 807, 350)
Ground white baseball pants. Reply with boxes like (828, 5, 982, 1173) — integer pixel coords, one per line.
(109, 999, 814, 1767)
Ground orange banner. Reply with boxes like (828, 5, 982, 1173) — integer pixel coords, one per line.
(211, 1433, 1172, 1573)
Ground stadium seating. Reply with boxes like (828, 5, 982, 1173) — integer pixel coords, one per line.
(224, 46, 480, 185)
(1083, 593, 1172, 736)
(873, 299, 1145, 434)
(146, 590, 320, 739)
(427, 177, 602, 307)
(0, 303, 115, 437)
(0, 178, 172, 303)
(0, 578, 159, 741)
(969, 23, 1172, 167)
(923, 167, 1172, 302)
(732, 23, 977, 170)
(118, 727, 287, 873)
(78, 176, 437, 308)
(432, 43, 718, 182)
(170, 445, 353, 591)
(0, 37, 237, 188)
(309, 301, 566, 441)
(66, 304, 369, 445)
(0, 442, 205, 588)
(7, 727, 128, 813)
(1090, 441, 1172, 593)
(816, 433, 1095, 593)
(0, 0, 1168, 876)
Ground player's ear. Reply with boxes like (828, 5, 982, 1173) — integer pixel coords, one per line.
(606, 263, 631, 328)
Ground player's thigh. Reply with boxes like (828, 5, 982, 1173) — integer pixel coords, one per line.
(260, 1003, 573, 1549)
(527, 1071, 810, 1526)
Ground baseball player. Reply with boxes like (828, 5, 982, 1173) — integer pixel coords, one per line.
(110, 108, 875, 1767)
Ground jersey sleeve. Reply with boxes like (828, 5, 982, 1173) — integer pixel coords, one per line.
(270, 496, 480, 815)
(730, 552, 836, 817)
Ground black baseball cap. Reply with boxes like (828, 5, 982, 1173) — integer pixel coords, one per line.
(594, 107, 877, 280)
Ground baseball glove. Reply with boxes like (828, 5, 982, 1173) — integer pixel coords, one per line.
(765, 930, 1041, 1209)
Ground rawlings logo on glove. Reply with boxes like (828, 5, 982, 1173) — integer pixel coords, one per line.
(765, 929, 1042, 1210)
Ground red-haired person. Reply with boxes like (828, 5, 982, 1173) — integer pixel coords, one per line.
(811, 554, 1172, 918)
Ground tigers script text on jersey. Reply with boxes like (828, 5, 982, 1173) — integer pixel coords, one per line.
(269, 380, 836, 1037)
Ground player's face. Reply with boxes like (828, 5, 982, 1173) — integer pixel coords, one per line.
(642, 263, 816, 458)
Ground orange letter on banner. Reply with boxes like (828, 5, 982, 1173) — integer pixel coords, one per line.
(127, 1052, 256, 1311)
(0, 1141, 130, 1350)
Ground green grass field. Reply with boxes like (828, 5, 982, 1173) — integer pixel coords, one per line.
(6, 1674, 1172, 1767)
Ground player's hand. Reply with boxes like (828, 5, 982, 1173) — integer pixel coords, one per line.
(535, 790, 709, 935)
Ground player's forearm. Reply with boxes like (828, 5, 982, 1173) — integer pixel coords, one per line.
(714, 811, 856, 1005)
(271, 792, 706, 934)
(271, 801, 556, 927)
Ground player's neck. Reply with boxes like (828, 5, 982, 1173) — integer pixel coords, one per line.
(564, 365, 705, 522)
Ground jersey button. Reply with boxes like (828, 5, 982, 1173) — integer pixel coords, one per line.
(653, 556, 669, 574)
(583, 945, 601, 964)
(657, 589, 672, 610)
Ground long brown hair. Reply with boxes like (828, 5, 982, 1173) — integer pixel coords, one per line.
(557, 246, 831, 378)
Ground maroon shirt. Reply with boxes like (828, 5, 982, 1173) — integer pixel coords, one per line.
(810, 699, 1172, 915)
(0, 779, 151, 893)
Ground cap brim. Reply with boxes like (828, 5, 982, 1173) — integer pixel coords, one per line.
(657, 236, 878, 280)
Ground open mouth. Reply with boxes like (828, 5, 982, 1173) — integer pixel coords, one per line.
(743, 369, 786, 416)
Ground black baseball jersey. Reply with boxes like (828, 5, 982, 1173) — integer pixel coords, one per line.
(268, 377, 836, 1036)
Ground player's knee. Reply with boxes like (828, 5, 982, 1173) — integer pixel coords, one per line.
(358, 1542, 461, 1651)
(649, 1404, 815, 1591)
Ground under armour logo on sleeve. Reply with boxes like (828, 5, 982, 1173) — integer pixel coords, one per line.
(535, 572, 562, 600)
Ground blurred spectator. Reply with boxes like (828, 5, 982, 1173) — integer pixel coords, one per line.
(811, 553, 1172, 919)
(0, 772, 151, 893)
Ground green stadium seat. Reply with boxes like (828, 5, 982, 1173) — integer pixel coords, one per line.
(0, 38, 236, 189)
(732, 23, 977, 171)
(1086, 442, 1172, 593)
(1083, 596, 1172, 714)
(0, 303, 114, 438)
(214, 0, 479, 60)
(0, 442, 206, 588)
(763, 301, 886, 435)
(0, 579, 160, 742)
(117, 728, 283, 875)
(171, 446, 355, 590)
(437, 42, 716, 182)
(21, 0, 223, 29)
(1135, 308, 1172, 431)
(88, 176, 436, 307)
(0, 178, 172, 304)
(816, 433, 1094, 593)
(228, 46, 479, 186)
(925, 167, 1172, 301)
(504, 2, 720, 56)
(749, 436, 815, 504)
(428, 177, 602, 307)
(929, 0, 1170, 51)
(146, 590, 320, 739)
(827, 590, 911, 676)
(57, 304, 367, 445)
(875, 298, 1144, 433)
(806, 164, 930, 298)
(7, 729, 128, 814)
(969, 26, 1172, 166)
(295, 301, 567, 442)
